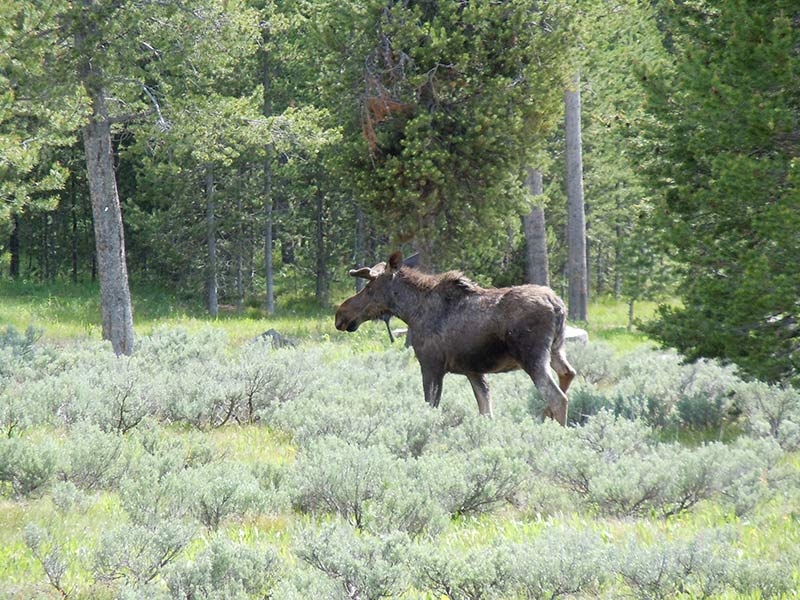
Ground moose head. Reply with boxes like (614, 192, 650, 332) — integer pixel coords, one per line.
(334, 251, 408, 333)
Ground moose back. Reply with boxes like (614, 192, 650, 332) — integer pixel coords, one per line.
(334, 252, 576, 424)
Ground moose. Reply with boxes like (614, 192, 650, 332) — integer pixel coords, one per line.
(334, 252, 576, 424)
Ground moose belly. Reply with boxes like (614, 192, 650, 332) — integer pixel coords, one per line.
(446, 340, 520, 374)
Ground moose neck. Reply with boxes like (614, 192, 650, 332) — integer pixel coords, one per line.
(388, 269, 442, 327)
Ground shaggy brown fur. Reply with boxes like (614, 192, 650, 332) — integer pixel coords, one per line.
(335, 252, 576, 423)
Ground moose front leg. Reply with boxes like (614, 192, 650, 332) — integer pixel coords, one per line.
(421, 364, 445, 408)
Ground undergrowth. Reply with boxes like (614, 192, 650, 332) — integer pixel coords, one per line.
(1, 326, 799, 598)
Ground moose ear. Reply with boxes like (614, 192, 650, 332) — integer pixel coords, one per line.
(387, 251, 403, 272)
(349, 266, 374, 280)
(402, 253, 420, 268)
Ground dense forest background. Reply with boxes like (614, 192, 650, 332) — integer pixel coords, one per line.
(1, 0, 798, 385)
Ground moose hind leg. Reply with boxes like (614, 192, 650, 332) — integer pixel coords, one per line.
(526, 359, 568, 426)
(550, 347, 576, 393)
(467, 373, 492, 417)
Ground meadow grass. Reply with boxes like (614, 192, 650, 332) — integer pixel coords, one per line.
(0, 278, 664, 352)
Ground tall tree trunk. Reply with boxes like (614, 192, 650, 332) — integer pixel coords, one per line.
(614, 223, 622, 299)
(71, 176, 79, 283)
(78, 15, 134, 355)
(354, 204, 366, 293)
(595, 241, 603, 296)
(415, 211, 437, 272)
(42, 213, 50, 281)
(236, 191, 244, 312)
(585, 234, 590, 300)
(262, 31, 275, 314)
(9, 214, 20, 278)
(627, 298, 635, 332)
(565, 73, 588, 322)
(315, 192, 328, 305)
(83, 94, 135, 355)
(205, 165, 218, 318)
(521, 167, 549, 286)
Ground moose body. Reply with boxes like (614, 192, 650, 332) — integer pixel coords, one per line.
(334, 252, 576, 424)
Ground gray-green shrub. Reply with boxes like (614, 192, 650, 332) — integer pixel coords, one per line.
(167, 535, 279, 600)
(532, 412, 783, 517)
(186, 461, 263, 529)
(506, 527, 607, 599)
(295, 523, 410, 600)
(737, 380, 800, 450)
(414, 446, 528, 517)
(615, 536, 724, 600)
(60, 422, 131, 489)
(411, 540, 510, 600)
(290, 437, 400, 529)
(0, 434, 58, 497)
(93, 521, 196, 587)
(23, 523, 71, 598)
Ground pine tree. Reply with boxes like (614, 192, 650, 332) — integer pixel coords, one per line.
(315, 0, 574, 268)
(642, 0, 800, 386)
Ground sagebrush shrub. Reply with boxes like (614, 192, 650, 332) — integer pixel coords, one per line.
(411, 540, 510, 600)
(364, 470, 449, 536)
(128, 424, 216, 479)
(531, 411, 783, 517)
(0, 324, 42, 359)
(565, 341, 621, 385)
(737, 380, 800, 450)
(93, 520, 196, 587)
(506, 527, 607, 599)
(187, 461, 263, 529)
(289, 437, 401, 529)
(167, 535, 279, 600)
(23, 523, 71, 598)
(60, 422, 131, 490)
(615, 536, 731, 600)
(0, 434, 58, 497)
(415, 446, 529, 517)
(50, 480, 89, 514)
(731, 557, 798, 598)
(295, 522, 410, 600)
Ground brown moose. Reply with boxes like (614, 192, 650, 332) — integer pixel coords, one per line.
(334, 252, 576, 424)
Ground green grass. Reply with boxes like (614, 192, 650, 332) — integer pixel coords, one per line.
(573, 295, 665, 352)
(0, 278, 665, 352)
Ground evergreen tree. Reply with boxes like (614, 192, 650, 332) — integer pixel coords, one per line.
(0, 2, 80, 275)
(642, 0, 800, 386)
(314, 0, 574, 268)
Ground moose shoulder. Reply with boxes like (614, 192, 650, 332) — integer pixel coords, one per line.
(334, 252, 576, 425)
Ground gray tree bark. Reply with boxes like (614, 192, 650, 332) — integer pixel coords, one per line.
(315, 192, 328, 304)
(521, 167, 549, 286)
(614, 223, 622, 299)
(262, 33, 275, 314)
(9, 214, 20, 278)
(77, 13, 134, 355)
(354, 204, 366, 293)
(236, 190, 244, 312)
(71, 171, 79, 283)
(205, 165, 218, 318)
(82, 93, 135, 355)
(565, 74, 588, 322)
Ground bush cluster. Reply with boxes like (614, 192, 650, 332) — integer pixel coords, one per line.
(1, 327, 302, 435)
(552, 342, 800, 446)
(2, 327, 798, 599)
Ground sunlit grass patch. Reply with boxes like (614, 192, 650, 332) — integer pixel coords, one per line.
(207, 425, 295, 466)
(573, 296, 668, 353)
